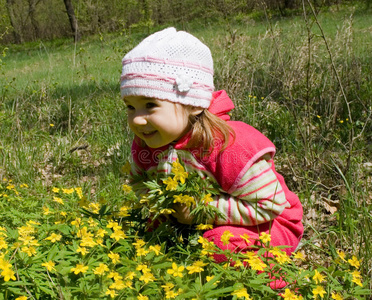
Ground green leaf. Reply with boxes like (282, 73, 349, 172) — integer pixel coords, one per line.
(204, 285, 235, 298)
(38, 284, 57, 297)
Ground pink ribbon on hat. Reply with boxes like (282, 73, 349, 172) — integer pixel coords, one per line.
(208, 90, 235, 121)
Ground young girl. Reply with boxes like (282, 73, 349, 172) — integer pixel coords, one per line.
(121, 27, 303, 278)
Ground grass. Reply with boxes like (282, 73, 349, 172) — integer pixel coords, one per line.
(0, 2, 371, 299)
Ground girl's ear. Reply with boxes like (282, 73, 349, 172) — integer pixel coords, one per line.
(189, 107, 204, 116)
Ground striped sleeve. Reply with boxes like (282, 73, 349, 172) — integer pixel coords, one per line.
(129, 160, 149, 197)
(210, 158, 290, 226)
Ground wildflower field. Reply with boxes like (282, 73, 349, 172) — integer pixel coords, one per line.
(1, 3, 372, 300)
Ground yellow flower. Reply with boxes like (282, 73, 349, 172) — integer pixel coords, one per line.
(221, 230, 234, 246)
(186, 260, 208, 274)
(351, 270, 363, 287)
(1, 267, 16, 281)
(110, 229, 127, 241)
(173, 194, 195, 207)
(137, 294, 149, 300)
(139, 271, 155, 283)
(337, 250, 346, 262)
(93, 263, 109, 275)
(15, 296, 28, 300)
(118, 206, 130, 217)
(71, 218, 82, 227)
(21, 246, 37, 256)
(87, 218, 98, 228)
(96, 228, 107, 237)
(109, 279, 126, 290)
(293, 251, 306, 261)
(52, 187, 60, 193)
(312, 285, 326, 299)
(196, 224, 213, 230)
(351, 270, 361, 278)
(137, 247, 150, 257)
(331, 293, 343, 300)
(171, 159, 185, 173)
(167, 262, 184, 278)
(149, 245, 161, 255)
(234, 260, 244, 268)
(88, 202, 100, 214)
(281, 289, 298, 300)
(122, 184, 132, 193)
(162, 282, 175, 292)
(106, 220, 121, 231)
(125, 271, 136, 280)
(45, 233, 62, 243)
(259, 232, 271, 244)
(6, 184, 15, 190)
(75, 187, 83, 199)
(173, 167, 188, 184)
(80, 236, 96, 248)
(62, 188, 74, 194)
(201, 193, 213, 204)
(53, 196, 64, 205)
(165, 289, 179, 299)
(160, 208, 176, 215)
(162, 177, 178, 191)
(269, 246, 285, 257)
(50, 123, 54, 127)
(41, 261, 56, 272)
(275, 252, 291, 264)
(0, 239, 7, 250)
(42, 206, 52, 215)
(108, 252, 120, 264)
(245, 256, 267, 271)
(136, 264, 150, 274)
(269, 247, 291, 264)
(240, 233, 251, 244)
(133, 239, 146, 250)
(105, 289, 117, 298)
(231, 287, 252, 299)
(70, 263, 88, 275)
(107, 271, 123, 281)
(313, 270, 326, 284)
(348, 256, 360, 269)
(76, 246, 89, 256)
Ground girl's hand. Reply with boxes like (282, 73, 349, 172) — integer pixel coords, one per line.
(172, 203, 194, 225)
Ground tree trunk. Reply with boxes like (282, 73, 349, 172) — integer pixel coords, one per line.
(6, 0, 23, 43)
(63, 0, 80, 42)
(28, 0, 40, 39)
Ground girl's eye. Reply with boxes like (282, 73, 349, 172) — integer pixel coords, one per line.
(146, 102, 157, 109)
(126, 105, 135, 111)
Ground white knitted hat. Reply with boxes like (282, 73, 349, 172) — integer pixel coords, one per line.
(120, 27, 214, 108)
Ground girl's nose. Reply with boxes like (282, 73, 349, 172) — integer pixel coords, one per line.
(131, 113, 147, 126)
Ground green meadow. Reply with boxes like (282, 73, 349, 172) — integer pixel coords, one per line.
(0, 3, 371, 299)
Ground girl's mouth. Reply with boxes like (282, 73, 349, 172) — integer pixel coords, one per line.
(141, 131, 157, 138)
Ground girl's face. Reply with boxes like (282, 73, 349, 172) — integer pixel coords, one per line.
(124, 96, 202, 148)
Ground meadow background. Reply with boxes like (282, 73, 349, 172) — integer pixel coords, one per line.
(0, 0, 371, 299)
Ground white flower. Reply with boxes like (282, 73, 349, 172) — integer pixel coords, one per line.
(175, 74, 193, 92)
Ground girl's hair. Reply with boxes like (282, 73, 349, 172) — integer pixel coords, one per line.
(186, 109, 235, 155)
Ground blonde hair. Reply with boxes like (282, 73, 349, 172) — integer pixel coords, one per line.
(186, 109, 235, 155)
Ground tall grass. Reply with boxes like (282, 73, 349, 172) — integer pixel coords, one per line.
(1, 2, 371, 292)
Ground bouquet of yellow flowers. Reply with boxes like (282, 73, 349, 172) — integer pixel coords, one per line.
(131, 159, 224, 229)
